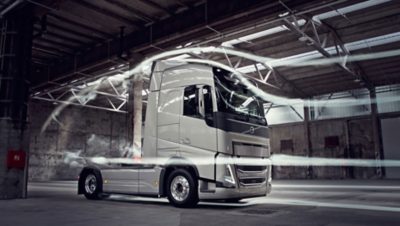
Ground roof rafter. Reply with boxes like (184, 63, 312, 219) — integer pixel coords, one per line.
(32, 0, 345, 91)
(281, 15, 374, 90)
(46, 21, 105, 42)
(34, 26, 87, 46)
(71, 0, 144, 29)
(137, 0, 174, 16)
(103, 0, 158, 23)
(48, 13, 114, 39)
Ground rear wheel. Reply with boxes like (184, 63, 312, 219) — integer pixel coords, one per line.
(83, 173, 102, 200)
(167, 169, 198, 208)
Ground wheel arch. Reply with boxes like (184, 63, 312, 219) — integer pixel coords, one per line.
(159, 157, 199, 197)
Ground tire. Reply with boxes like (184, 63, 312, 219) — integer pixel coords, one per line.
(166, 169, 199, 208)
(82, 172, 103, 200)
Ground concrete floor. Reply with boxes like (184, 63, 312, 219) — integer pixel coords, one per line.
(1, 180, 400, 226)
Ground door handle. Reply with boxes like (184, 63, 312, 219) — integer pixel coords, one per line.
(181, 137, 191, 144)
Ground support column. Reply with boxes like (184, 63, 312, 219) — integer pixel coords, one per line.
(0, 4, 34, 199)
(370, 88, 384, 178)
(126, 55, 144, 158)
(132, 76, 143, 157)
(304, 103, 313, 178)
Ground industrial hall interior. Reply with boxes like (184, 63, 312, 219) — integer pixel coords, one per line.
(1, 1, 400, 226)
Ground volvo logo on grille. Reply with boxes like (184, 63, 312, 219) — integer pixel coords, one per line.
(249, 126, 255, 134)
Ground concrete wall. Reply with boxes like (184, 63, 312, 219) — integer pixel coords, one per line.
(0, 120, 30, 198)
(270, 123, 309, 179)
(348, 119, 377, 178)
(28, 101, 130, 181)
(270, 117, 380, 179)
(309, 120, 348, 179)
(28, 100, 382, 181)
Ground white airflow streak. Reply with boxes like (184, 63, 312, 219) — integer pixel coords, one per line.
(88, 154, 400, 168)
(222, 0, 391, 48)
(41, 45, 400, 133)
(237, 32, 400, 73)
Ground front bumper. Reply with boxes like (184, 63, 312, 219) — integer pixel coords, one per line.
(198, 182, 271, 200)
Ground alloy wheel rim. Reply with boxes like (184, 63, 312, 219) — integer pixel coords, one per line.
(170, 175, 190, 202)
(84, 174, 97, 194)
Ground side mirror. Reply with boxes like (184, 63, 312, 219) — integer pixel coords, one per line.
(197, 85, 215, 126)
(260, 118, 268, 126)
(197, 86, 205, 118)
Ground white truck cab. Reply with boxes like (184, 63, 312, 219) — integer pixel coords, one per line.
(78, 61, 272, 207)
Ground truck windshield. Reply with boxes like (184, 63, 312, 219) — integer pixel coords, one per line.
(213, 67, 265, 120)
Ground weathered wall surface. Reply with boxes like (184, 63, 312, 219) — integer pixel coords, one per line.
(28, 101, 130, 181)
(28, 100, 382, 181)
(269, 123, 309, 179)
(309, 120, 348, 179)
(348, 118, 377, 179)
(270, 118, 381, 179)
(0, 120, 30, 198)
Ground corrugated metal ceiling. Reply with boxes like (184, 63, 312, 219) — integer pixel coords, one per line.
(3, 0, 399, 98)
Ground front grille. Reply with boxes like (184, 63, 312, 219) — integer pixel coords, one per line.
(235, 164, 268, 187)
(233, 142, 269, 157)
(236, 165, 267, 172)
(239, 178, 266, 184)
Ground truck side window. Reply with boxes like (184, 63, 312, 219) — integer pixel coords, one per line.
(183, 85, 213, 118)
(183, 86, 199, 117)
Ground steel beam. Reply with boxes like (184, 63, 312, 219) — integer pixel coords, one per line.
(32, 42, 73, 56)
(289, 105, 304, 120)
(281, 15, 374, 90)
(71, 0, 144, 29)
(132, 78, 143, 156)
(0, 0, 23, 18)
(137, 0, 174, 16)
(32, 80, 129, 114)
(103, 0, 157, 23)
(32, 46, 62, 57)
(251, 59, 308, 97)
(46, 21, 104, 42)
(34, 26, 87, 46)
(32, 96, 127, 113)
(47, 13, 114, 39)
(303, 104, 313, 178)
(34, 36, 77, 50)
(35, 0, 323, 89)
(369, 88, 384, 178)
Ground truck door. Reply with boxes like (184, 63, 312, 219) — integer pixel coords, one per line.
(179, 85, 217, 180)
(157, 88, 182, 157)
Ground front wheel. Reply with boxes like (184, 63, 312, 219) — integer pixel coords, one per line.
(167, 169, 199, 208)
(83, 173, 102, 200)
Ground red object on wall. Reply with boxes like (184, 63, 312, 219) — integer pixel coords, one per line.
(7, 150, 26, 169)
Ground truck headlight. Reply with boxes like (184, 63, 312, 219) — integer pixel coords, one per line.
(223, 164, 236, 187)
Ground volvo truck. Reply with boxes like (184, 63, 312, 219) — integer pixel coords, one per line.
(78, 60, 272, 207)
